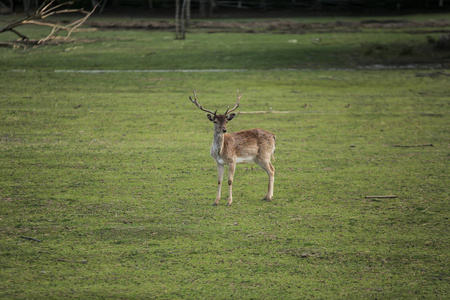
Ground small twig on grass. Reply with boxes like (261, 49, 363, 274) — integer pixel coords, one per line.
(20, 236, 42, 242)
(416, 72, 450, 78)
(57, 258, 87, 264)
(239, 111, 293, 114)
(392, 144, 434, 148)
(365, 195, 398, 199)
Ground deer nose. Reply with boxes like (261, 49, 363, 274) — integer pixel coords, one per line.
(222, 129, 227, 133)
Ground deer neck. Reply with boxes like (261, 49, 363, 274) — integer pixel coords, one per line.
(211, 131, 225, 159)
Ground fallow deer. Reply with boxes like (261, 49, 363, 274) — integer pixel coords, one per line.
(189, 90, 276, 206)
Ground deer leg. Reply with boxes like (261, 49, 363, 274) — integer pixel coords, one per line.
(257, 160, 275, 201)
(213, 163, 224, 206)
(227, 163, 236, 206)
(266, 162, 275, 201)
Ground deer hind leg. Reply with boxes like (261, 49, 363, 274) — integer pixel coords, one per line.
(227, 163, 236, 206)
(257, 159, 275, 201)
(213, 163, 225, 206)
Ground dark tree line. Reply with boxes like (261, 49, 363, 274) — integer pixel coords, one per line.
(1, 0, 447, 15)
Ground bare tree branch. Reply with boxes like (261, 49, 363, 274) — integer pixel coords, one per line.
(0, 0, 99, 46)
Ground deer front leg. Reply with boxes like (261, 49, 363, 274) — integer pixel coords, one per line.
(227, 163, 236, 206)
(213, 163, 225, 206)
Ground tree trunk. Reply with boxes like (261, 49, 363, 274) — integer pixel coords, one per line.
(144, 0, 153, 9)
(180, 0, 187, 39)
(175, 0, 190, 39)
(23, 0, 31, 14)
(185, 0, 191, 26)
(92, 0, 107, 14)
(199, 0, 206, 18)
(208, 0, 215, 18)
(175, 0, 180, 39)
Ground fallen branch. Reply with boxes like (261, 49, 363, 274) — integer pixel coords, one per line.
(392, 144, 433, 148)
(20, 236, 42, 242)
(239, 110, 293, 114)
(57, 258, 88, 263)
(416, 72, 450, 78)
(0, 0, 98, 45)
(365, 195, 398, 199)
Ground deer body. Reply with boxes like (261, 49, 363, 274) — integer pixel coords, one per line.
(211, 128, 275, 165)
(190, 91, 275, 206)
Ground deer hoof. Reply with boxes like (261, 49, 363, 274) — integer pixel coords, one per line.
(212, 202, 218, 206)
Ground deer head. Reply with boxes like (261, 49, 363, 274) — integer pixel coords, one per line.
(189, 90, 241, 134)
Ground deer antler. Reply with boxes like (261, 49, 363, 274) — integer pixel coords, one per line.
(224, 89, 241, 115)
(189, 91, 217, 116)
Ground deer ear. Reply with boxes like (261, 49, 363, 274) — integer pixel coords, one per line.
(227, 113, 236, 121)
(207, 114, 215, 122)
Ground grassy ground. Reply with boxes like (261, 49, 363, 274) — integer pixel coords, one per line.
(0, 13, 449, 299)
(1, 13, 450, 69)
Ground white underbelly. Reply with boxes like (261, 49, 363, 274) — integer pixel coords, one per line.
(236, 156, 254, 164)
(214, 156, 253, 165)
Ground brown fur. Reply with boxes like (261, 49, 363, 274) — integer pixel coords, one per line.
(190, 91, 275, 206)
(209, 116, 276, 206)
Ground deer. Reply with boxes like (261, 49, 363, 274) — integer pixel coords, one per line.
(189, 90, 276, 206)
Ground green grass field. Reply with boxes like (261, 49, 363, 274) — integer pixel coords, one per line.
(0, 13, 449, 299)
